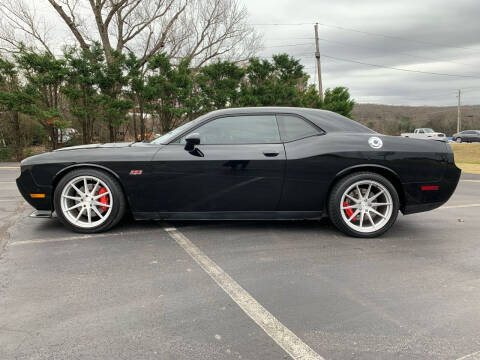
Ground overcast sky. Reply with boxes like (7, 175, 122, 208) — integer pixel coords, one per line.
(243, 0, 480, 106)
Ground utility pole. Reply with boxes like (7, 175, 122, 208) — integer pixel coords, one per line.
(314, 23, 323, 100)
(457, 89, 461, 133)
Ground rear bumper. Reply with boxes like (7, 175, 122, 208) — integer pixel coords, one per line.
(16, 166, 53, 211)
(402, 163, 461, 215)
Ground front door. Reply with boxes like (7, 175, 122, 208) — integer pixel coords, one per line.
(150, 114, 286, 213)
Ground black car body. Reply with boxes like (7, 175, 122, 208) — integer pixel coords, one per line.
(452, 130, 480, 143)
(17, 107, 461, 237)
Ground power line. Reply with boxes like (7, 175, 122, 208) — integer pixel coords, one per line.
(262, 37, 479, 69)
(250, 22, 480, 53)
(302, 53, 480, 79)
(315, 22, 480, 53)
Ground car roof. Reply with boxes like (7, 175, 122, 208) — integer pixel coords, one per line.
(204, 107, 375, 134)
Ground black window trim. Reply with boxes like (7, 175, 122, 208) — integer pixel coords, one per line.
(167, 111, 326, 145)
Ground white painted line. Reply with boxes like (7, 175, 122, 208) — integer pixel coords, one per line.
(163, 225, 324, 360)
(0, 199, 21, 202)
(0, 167, 19, 169)
(440, 203, 480, 209)
(456, 350, 480, 360)
(10, 229, 161, 246)
(460, 180, 480, 183)
(0, 181, 16, 184)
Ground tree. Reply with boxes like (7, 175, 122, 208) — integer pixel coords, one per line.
(0, 0, 260, 68)
(196, 60, 245, 111)
(239, 54, 310, 107)
(145, 53, 194, 134)
(14, 48, 69, 149)
(0, 58, 26, 160)
(94, 51, 132, 142)
(63, 45, 103, 144)
(322, 87, 355, 119)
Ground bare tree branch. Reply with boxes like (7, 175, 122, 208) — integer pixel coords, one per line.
(47, 0, 89, 50)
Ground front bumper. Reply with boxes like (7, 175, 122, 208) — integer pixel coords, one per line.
(16, 166, 53, 211)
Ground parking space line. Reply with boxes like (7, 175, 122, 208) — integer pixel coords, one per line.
(9, 229, 161, 246)
(163, 225, 324, 360)
(460, 180, 480, 183)
(456, 350, 480, 360)
(440, 203, 480, 209)
(0, 167, 19, 169)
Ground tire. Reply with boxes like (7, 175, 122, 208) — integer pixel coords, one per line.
(54, 168, 126, 233)
(456, 137, 462, 143)
(328, 172, 400, 238)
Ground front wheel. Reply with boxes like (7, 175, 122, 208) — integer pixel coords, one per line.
(456, 137, 462, 143)
(54, 169, 126, 233)
(328, 172, 400, 238)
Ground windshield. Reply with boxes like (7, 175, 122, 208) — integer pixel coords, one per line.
(150, 114, 208, 144)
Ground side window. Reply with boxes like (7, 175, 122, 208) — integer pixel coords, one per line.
(418, 129, 425, 134)
(179, 115, 280, 144)
(277, 115, 321, 142)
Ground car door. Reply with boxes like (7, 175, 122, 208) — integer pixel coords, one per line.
(275, 114, 328, 211)
(149, 114, 286, 213)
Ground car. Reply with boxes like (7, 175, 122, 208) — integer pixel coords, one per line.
(401, 128, 446, 141)
(16, 107, 461, 238)
(452, 130, 480, 143)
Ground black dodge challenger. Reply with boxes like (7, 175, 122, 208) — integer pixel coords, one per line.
(16, 107, 461, 237)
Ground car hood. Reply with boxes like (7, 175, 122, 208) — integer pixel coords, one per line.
(54, 142, 135, 152)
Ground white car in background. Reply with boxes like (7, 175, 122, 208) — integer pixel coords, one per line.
(401, 128, 446, 141)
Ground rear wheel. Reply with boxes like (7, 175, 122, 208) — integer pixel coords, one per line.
(54, 169, 126, 233)
(456, 137, 462, 143)
(328, 172, 399, 238)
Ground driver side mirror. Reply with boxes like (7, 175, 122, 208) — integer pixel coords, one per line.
(184, 133, 201, 152)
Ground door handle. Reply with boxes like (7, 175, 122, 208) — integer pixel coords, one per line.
(263, 151, 279, 157)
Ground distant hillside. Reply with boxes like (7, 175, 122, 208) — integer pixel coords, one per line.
(353, 104, 480, 136)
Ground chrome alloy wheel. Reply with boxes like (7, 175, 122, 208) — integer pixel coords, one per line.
(340, 180, 393, 233)
(60, 175, 113, 229)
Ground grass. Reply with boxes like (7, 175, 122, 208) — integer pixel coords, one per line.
(450, 143, 480, 174)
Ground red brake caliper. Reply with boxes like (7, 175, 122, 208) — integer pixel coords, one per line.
(343, 201, 355, 218)
(98, 187, 109, 212)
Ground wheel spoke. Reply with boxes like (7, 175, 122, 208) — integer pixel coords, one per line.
(93, 200, 111, 208)
(91, 180, 100, 196)
(367, 212, 375, 228)
(368, 190, 384, 202)
(71, 183, 84, 196)
(83, 177, 89, 195)
(93, 191, 110, 200)
(356, 185, 363, 200)
(91, 205, 104, 219)
(370, 202, 392, 207)
(63, 195, 81, 201)
(66, 202, 83, 211)
(346, 194, 360, 203)
(86, 206, 92, 223)
(359, 211, 365, 227)
(370, 208, 386, 218)
(348, 209, 360, 222)
(342, 204, 359, 210)
(365, 183, 372, 199)
(75, 207, 85, 221)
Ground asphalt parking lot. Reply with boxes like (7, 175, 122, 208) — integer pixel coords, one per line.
(1, 164, 480, 360)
